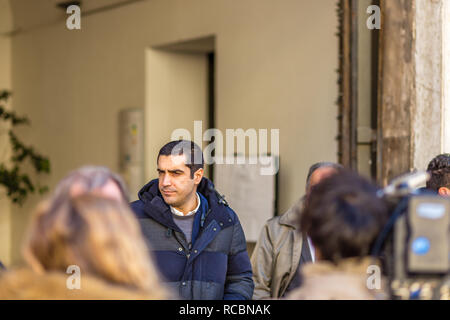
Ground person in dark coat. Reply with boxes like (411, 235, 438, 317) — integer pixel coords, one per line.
(131, 140, 254, 300)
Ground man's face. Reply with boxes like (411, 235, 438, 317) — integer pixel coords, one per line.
(307, 166, 338, 197)
(157, 154, 203, 208)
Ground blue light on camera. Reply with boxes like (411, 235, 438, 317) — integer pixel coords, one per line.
(411, 237, 430, 256)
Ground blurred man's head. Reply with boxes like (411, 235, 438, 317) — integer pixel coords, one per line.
(299, 170, 389, 264)
(426, 154, 450, 196)
(52, 166, 129, 203)
(305, 162, 343, 196)
(156, 140, 204, 209)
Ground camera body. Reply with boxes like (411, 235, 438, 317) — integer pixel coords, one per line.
(381, 184, 450, 300)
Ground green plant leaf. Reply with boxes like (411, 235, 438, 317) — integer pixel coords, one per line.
(0, 90, 51, 205)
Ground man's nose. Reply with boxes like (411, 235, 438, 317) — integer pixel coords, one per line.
(161, 174, 171, 186)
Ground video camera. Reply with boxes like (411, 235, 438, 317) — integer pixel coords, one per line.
(373, 171, 450, 300)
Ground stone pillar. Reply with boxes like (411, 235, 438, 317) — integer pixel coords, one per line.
(377, 0, 415, 186)
(413, 0, 446, 171)
(378, 0, 449, 186)
(443, 0, 450, 153)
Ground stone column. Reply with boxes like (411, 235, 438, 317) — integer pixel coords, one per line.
(413, 0, 447, 171)
(378, 0, 449, 185)
(443, 0, 450, 153)
(377, 0, 415, 186)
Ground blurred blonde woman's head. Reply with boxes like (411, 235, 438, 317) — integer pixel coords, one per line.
(50, 166, 130, 203)
(23, 194, 168, 297)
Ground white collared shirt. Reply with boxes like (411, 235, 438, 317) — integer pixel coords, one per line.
(170, 192, 201, 217)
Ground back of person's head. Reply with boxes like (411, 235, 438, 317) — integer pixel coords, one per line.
(426, 154, 450, 192)
(305, 162, 343, 195)
(299, 170, 389, 264)
(51, 166, 130, 203)
(22, 194, 167, 296)
(306, 162, 343, 187)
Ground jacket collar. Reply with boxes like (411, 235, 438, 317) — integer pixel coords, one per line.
(138, 177, 234, 230)
(279, 197, 305, 229)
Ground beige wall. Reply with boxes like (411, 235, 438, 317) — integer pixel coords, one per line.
(145, 49, 208, 181)
(214, 1, 338, 212)
(0, 0, 12, 266)
(7, 0, 338, 264)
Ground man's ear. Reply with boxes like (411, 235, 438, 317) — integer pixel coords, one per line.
(438, 187, 450, 196)
(193, 168, 204, 185)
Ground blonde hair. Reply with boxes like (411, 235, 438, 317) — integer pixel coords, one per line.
(22, 194, 168, 297)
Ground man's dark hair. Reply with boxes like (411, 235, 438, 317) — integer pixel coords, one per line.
(426, 154, 450, 191)
(157, 140, 204, 178)
(298, 170, 389, 264)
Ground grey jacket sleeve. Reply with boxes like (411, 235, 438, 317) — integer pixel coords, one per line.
(250, 220, 275, 300)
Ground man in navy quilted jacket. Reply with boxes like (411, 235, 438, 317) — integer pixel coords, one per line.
(131, 140, 253, 300)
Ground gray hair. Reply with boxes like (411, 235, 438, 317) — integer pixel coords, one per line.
(51, 166, 130, 203)
(306, 162, 343, 190)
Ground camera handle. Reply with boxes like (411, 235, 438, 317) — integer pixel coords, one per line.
(371, 197, 409, 258)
